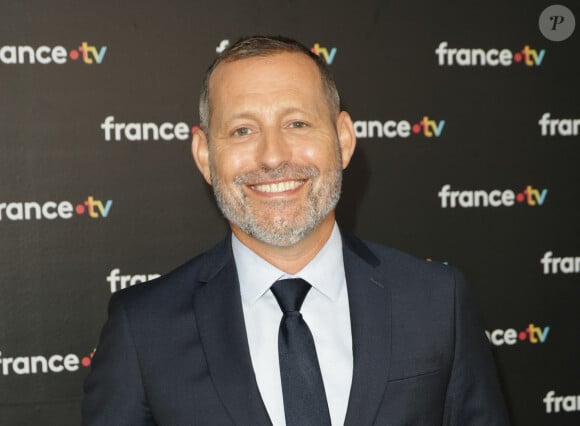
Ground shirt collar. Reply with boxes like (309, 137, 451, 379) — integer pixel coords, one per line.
(232, 223, 345, 307)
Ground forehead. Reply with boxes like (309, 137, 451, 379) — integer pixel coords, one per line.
(208, 52, 324, 108)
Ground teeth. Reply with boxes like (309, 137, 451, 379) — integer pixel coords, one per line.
(252, 180, 303, 193)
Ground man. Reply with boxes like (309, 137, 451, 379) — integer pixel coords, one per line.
(82, 36, 509, 425)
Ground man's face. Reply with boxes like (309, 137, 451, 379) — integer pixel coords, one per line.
(198, 52, 354, 247)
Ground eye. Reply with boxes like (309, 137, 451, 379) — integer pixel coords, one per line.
(288, 121, 307, 129)
(232, 127, 252, 137)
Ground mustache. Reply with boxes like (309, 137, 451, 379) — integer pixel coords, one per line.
(234, 163, 319, 185)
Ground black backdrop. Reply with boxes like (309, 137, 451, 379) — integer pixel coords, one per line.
(1, 1, 579, 424)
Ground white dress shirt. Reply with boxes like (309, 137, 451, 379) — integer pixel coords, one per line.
(232, 223, 353, 426)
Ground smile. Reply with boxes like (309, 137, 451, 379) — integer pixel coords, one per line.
(250, 180, 305, 193)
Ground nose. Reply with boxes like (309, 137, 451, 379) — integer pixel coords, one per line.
(256, 127, 291, 169)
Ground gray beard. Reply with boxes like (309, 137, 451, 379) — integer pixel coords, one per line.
(210, 163, 342, 247)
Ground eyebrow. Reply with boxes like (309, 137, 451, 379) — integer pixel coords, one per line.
(224, 106, 314, 123)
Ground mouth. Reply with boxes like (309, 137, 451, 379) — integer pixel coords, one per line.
(249, 179, 306, 194)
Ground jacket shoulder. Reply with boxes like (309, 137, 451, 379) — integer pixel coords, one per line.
(112, 236, 231, 310)
(343, 232, 463, 294)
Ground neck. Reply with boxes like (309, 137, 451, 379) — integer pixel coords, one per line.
(230, 213, 336, 275)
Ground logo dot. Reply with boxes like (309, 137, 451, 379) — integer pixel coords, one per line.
(518, 331, 527, 341)
(412, 124, 421, 134)
(513, 52, 522, 62)
(516, 193, 525, 203)
(69, 50, 79, 60)
(76, 204, 85, 214)
(81, 357, 91, 367)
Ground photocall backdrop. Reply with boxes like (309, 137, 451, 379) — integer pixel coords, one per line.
(1, 0, 578, 424)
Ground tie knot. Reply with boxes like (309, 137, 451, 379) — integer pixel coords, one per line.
(271, 278, 312, 314)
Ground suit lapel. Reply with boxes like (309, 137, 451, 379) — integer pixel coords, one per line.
(192, 236, 272, 426)
(342, 234, 392, 426)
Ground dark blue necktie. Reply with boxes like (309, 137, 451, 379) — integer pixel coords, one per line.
(270, 278, 331, 426)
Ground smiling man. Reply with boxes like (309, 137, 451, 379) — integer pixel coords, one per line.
(83, 36, 509, 425)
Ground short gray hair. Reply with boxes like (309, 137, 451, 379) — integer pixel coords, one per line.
(198, 35, 340, 134)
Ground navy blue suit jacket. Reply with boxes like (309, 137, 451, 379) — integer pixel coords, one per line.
(82, 233, 509, 425)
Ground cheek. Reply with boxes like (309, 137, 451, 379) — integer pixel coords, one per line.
(211, 145, 253, 181)
(298, 141, 338, 170)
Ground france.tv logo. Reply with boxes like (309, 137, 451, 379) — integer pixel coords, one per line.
(0, 196, 112, 221)
(438, 185, 548, 208)
(311, 43, 337, 65)
(0, 42, 107, 65)
(486, 323, 550, 346)
(354, 116, 445, 139)
(0, 349, 94, 376)
(435, 41, 545, 67)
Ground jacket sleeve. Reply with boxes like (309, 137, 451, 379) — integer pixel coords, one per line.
(442, 268, 511, 425)
(82, 293, 155, 425)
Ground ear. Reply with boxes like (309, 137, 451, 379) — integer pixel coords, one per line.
(336, 111, 356, 169)
(191, 127, 212, 185)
